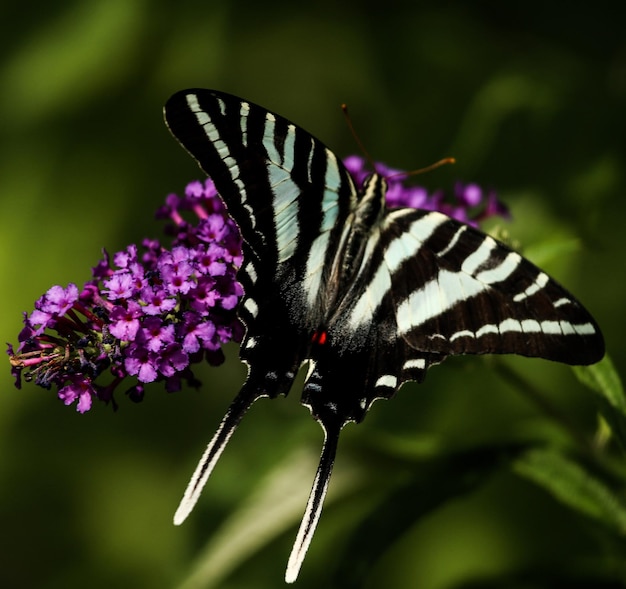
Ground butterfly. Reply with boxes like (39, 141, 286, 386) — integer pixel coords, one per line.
(163, 89, 604, 582)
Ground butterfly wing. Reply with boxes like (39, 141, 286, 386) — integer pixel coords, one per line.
(297, 206, 604, 433)
(164, 89, 360, 527)
(390, 209, 604, 363)
(165, 89, 360, 388)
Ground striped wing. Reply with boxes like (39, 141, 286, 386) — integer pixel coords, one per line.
(165, 88, 356, 324)
(165, 89, 359, 394)
(338, 208, 603, 364)
(391, 210, 604, 363)
(302, 207, 604, 429)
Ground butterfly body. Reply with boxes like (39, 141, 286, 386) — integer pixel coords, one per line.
(164, 89, 604, 582)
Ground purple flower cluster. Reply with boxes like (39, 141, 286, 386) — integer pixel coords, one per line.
(7, 158, 509, 413)
(8, 179, 243, 412)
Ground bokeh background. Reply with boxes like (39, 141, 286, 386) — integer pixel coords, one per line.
(1, 2, 624, 588)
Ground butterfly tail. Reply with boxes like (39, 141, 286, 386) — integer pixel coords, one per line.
(285, 420, 342, 583)
(173, 385, 264, 525)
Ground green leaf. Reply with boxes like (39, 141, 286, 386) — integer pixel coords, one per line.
(513, 448, 626, 535)
(572, 356, 626, 450)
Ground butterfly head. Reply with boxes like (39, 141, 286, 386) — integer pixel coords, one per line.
(361, 172, 388, 198)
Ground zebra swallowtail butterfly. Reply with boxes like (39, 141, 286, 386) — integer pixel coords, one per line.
(164, 89, 604, 582)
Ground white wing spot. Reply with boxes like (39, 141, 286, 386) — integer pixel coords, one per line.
(403, 358, 426, 370)
(554, 298, 572, 308)
(284, 125, 296, 158)
(375, 375, 397, 389)
(244, 298, 259, 318)
(437, 225, 467, 257)
(476, 252, 522, 285)
(462, 237, 497, 275)
(244, 204, 256, 227)
(476, 324, 499, 338)
(574, 323, 597, 335)
(304, 233, 331, 309)
(540, 320, 562, 335)
(264, 114, 282, 164)
(244, 260, 258, 284)
(521, 319, 541, 333)
(319, 151, 341, 232)
(240, 102, 249, 145)
(217, 97, 228, 116)
(305, 360, 317, 381)
(397, 269, 487, 334)
(514, 272, 549, 302)
(499, 318, 523, 333)
(450, 329, 475, 341)
(269, 163, 300, 263)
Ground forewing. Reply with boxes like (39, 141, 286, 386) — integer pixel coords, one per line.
(165, 89, 356, 323)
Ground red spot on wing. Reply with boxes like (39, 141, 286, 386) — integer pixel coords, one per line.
(311, 330, 328, 345)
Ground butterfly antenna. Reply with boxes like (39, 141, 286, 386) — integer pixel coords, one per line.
(341, 103, 377, 172)
(173, 386, 263, 525)
(388, 156, 456, 181)
(285, 419, 342, 583)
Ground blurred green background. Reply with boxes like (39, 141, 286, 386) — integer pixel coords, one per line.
(1, 2, 625, 588)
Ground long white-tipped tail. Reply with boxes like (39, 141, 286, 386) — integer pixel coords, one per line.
(174, 388, 262, 525)
(285, 423, 341, 583)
